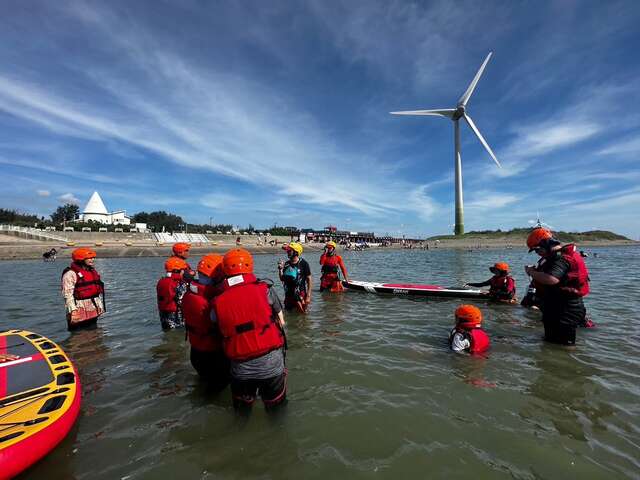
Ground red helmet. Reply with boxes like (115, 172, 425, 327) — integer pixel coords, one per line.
(72, 247, 96, 262)
(165, 257, 188, 272)
(490, 262, 509, 274)
(527, 228, 553, 252)
(455, 304, 483, 329)
(197, 254, 223, 279)
(172, 242, 191, 257)
(223, 248, 254, 276)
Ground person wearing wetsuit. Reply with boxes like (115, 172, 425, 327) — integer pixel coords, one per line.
(525, 228, 592, 345)
(466, 262, 517, 303)
(278, 242, 312, 313)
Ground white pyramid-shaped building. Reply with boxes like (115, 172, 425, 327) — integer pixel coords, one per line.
(79, 191, 131, 225)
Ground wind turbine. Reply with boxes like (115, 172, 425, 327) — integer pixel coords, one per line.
(391, 51, 501, 235)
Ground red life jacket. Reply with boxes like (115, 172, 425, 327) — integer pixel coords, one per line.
(157, 273, 182, 312)
(62, 262, 103, 300)
(469, 328, 490, 354)
(489, 275, 516, 299)
(183, 281, 221, 352)
(213, 273, 284, 361)
(559, 244, 590, 297)
(450, 327, 490, 354)
(320, 254, 340, 275)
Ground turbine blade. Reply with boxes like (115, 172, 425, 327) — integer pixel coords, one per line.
(457, 52, 493, 107)
(390, 109, 455, 118)
(463, 114, 501, 168)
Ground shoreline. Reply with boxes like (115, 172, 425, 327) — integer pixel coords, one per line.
(0, 238, 636, 261)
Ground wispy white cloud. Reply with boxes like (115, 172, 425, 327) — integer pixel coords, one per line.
(58, 193, 79, 205)
(597, 136, 640, 157)
(36, 189, 50, 197)
(466, 192, 521, 210)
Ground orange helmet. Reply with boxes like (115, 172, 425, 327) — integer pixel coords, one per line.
(165, 257, 188, 272)
(223, 248, 254, 276)
(197, 254, 223, 279)
(172, 242, 191, 257)
(455, 304, 483, 329)
(72, 247, 96, 262)
(490, 262, 509, 274)
(527, 228, 553, 252)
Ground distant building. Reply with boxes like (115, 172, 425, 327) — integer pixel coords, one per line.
(77, 191, 131, 225)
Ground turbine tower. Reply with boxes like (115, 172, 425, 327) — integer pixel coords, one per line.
(391, 52, 501, 235)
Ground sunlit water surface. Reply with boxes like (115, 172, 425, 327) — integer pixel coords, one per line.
(1, 247, 639, 479)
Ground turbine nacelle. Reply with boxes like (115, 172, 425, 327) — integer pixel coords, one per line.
(451, 106, 465, 121)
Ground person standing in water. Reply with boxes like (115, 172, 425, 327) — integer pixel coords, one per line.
(525, 228, 592, 345)
(319, 241, 349, 292)
(278, 242, 312, 312)
(182, 254, 229, 388)
(170, 242, 195, 280)
(61, 248, 105, 330)
(156, 257, 188, 330)
(466, 262, 517, 303)
(212, 248, 287, 413)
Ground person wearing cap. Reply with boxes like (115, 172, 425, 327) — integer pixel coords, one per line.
(156, 257, 188, 330)
(61, 247, 105, 330)
(319, 241, 349, 292)
(449, 305, 490, 354)
(211, 248, 287, 412)
(525, 228, 592, 345)
(278, 242, 312, 313)
(466, 262, 517, 303)
(182, 254, 229, 387)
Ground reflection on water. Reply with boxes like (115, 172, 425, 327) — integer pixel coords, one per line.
(1, 246, 639, 479)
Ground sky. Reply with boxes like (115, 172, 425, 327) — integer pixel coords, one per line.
(1, 0, 639, 239)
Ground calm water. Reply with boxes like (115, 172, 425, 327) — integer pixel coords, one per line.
(1, 247, 640, 479)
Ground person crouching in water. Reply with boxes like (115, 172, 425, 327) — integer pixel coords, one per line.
(449, 305, 490, 354)
(466, 262, 517, 303)
(211, 248, 287, 413)
(182, 254, 230, 389)
(319, 241, 349, 292)
(525, 228, 592, 345)
(156, 257, 188, 330)
(278, 242, 312, 313)
(61, 248, 105, 330)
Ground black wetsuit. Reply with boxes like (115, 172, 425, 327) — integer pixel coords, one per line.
(537, 252, 586, 345)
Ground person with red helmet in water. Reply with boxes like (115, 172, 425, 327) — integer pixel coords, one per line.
(525, 227, 593, 345)
(182, 254, 229, 388)
(156, 257, 188, 330)
(466, 262, 517, 303)
(319, 241, 349, 292)
(449, 305, 490, 354)
(211, 248, 287, 413)
(61, 247, 105, 330)
(170, 242, 195, 280)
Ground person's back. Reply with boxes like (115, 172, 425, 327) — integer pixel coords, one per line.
(448, 305, 490, 354)
(212, 248, 287, 413)
(157, 258, 188, 330)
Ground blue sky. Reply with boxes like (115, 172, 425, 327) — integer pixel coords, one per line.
(1, 1, 639, 238)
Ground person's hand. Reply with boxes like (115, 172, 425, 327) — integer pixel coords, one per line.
(69, 309, 82, 322)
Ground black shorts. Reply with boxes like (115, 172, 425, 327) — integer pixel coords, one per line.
(190, 348, 230, 389)
(231, 371, 287, 407)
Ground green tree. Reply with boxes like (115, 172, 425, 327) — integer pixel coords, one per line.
(132, 211, 184, 232)
(50, 204, 80, 224)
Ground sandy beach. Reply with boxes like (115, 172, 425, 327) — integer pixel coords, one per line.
(0, 232, 636, 261)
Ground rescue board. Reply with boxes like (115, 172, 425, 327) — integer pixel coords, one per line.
(0, 330, 81, 479)
(343, 280, 488, 299)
